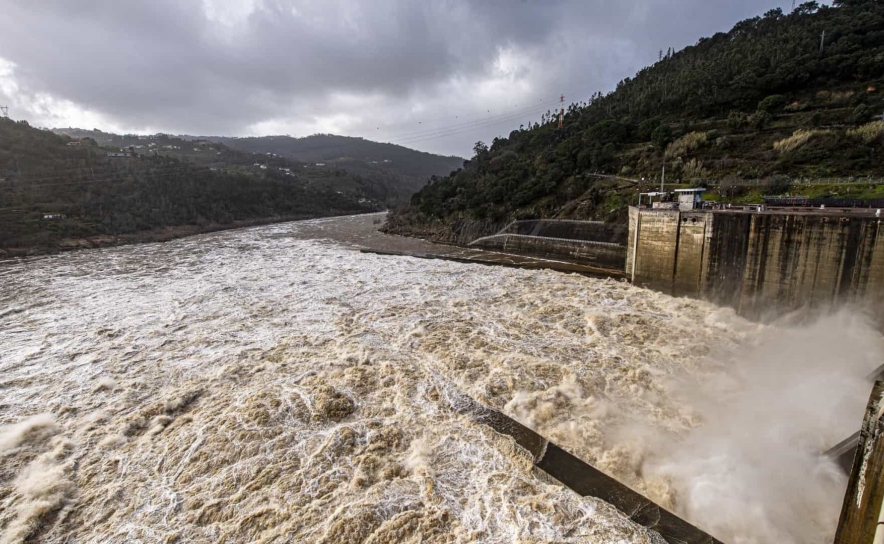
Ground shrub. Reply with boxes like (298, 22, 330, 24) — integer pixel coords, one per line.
(847, 121, 884, 144)
(665, 131, 707, 159)
(763, 175, 792, 195)
(806, 112, 823, 128)
(728, 111, 749, 131)
(757, 95, 787, 113)
(817, 90, 855, 104)
(773, 129, 828, 154)
(749, 111, 772, 130)
(720, 180, 750, 199)
(852, 104, 872, 126)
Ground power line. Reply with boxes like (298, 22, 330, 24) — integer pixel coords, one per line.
(378, 84, 598, 143)
(389, 107, 551, 145)
(378, 94, 563, 140)
(389, 110, 553, 146)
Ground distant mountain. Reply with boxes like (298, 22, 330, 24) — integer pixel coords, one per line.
(53, 129, 464, 202)
(2, 119, 378, 254)
(204, 134, 465, 192)
(385, 0, 884, 243)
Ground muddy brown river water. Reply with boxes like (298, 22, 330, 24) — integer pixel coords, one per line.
(0, 213, 880, 543)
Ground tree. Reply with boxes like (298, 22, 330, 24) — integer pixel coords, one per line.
(638, 119, 661, 140)
(795, 1, 820, 15)
(652, 125, 673, 149)
(472, 141, 489, 159)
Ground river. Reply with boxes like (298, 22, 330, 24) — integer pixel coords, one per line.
(0, 213, 881, 543)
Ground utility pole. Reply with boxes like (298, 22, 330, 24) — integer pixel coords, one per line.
(661, 166, 665, 194)
(0, 106, 8, 117)
(558, 95, 565, 129)
(820, 30, 826, 54)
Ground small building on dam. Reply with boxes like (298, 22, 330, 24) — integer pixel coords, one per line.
(627, 206, 884, 319)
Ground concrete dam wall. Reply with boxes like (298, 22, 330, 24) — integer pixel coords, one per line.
(470, 220, 628, 271)
(627, 207, 884, 318)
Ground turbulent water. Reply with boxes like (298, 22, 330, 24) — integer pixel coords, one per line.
(1, 214, 881, 543)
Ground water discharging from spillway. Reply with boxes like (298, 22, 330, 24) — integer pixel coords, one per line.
(0, 213, 881, 543)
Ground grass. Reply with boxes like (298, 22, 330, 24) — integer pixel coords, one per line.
(665, 131, 708, 159)
(773, 130, 828, 154)
(848, 121, 884, 144)
(702, 183, 884, 205)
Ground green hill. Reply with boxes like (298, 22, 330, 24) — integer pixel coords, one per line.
(385, 0, 884, 242)
(205, 134, 464, 192)
(1, 119, 378, 254)
(52, 128, 430, 207)
(53, 129, 463, 205)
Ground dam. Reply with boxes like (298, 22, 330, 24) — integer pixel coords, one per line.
(626, 206, 884, 319)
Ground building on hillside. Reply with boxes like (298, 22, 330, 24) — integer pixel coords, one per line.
(106, 152, 131, 158)
(42, 213, 66, 220)
(66, 141, 81, 147)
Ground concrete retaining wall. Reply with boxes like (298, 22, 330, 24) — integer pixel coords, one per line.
(628, 208, 884, 319)
(472, 234, 627, 270)
(503, 220, 628, 244)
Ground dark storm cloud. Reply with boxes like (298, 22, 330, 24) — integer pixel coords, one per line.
(0, 0, 796, 155)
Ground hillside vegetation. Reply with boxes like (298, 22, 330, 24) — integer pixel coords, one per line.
(206, 134, 465, 193)
(53, 128, 430, 206)
(386, 0, 884, 240)
(1, 119, 376, 254)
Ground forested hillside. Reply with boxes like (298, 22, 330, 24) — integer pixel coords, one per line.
(206, 134, 464, 192)
(1, 119, 376, 255)
(53, 128, 424, 206)
(386, 0, 884, 240)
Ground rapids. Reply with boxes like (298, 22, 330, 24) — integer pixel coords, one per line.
(0, 213, 879, 543)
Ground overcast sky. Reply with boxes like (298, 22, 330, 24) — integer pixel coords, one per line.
(0, 0, 801, 157)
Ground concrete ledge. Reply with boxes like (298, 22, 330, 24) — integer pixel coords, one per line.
(446, 387, 723, 544)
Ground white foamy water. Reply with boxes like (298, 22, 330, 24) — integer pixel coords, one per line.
(0, 214, 880, 543)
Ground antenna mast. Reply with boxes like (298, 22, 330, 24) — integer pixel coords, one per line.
(558, 95, 565, 129)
